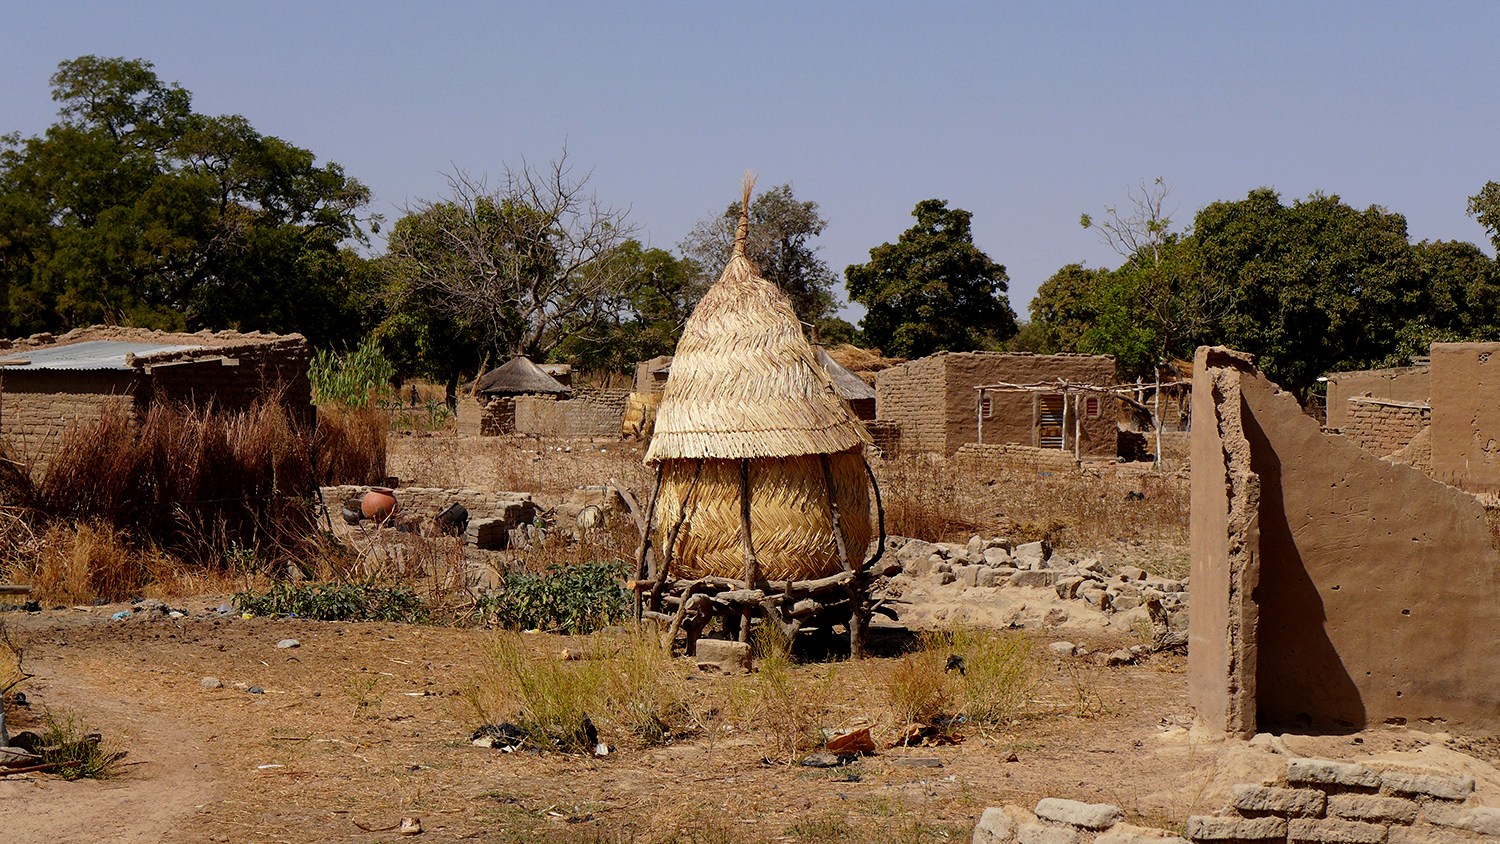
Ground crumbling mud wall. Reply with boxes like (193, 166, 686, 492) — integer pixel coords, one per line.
(1324, 364, 1430, 430)
(1340, 398, 1428, 456)
(1191, 347, 1500, 735)
(1430, 342, 1500, 492)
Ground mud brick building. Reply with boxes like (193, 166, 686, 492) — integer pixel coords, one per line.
(875, 351, 1117, 457)
(0, 326, 313, 470)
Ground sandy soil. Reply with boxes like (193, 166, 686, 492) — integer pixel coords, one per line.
(2, 601, 1496, 844)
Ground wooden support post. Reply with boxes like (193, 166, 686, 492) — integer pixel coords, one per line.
(820, 454, 852, 574)
(633, 465, 664, 621)
(0, 585, 31, 595)
(650, 460, 703, 613)
(861, 457, 887, 575)
(738, 460, 759, 644)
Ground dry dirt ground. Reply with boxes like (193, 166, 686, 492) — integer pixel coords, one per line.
(3, 603, 1497, 844)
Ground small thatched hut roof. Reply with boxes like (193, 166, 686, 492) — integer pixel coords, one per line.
(471, 356, 570, 396)
(815, 346, 876, 402)
(645, 184, 868, 464)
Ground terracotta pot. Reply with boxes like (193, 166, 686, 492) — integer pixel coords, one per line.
(361, 487, 400, 521)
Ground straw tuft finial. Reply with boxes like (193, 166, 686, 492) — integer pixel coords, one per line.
(733, 171, 757, 257)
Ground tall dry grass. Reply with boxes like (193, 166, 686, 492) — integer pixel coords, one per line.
(315, 405, 388, 485)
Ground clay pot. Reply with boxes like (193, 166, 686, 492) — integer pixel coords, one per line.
(361, 487, 400, 521)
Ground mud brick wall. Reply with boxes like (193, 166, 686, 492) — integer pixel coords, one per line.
(949, 353, 1117, 458)
(875, 355, 948, 453)
(456, 396, 518, 436)
(147, 336, 314, 424)
(1430, 341, 1500, 492)
(514, 388, 628, 438)
(864, 420, 901, 456)
(1192, 345, 1500, 734)
(1340, 399, 1429, 456)
(1324, 364, 1430, 430)
(0, 370, 140, 470)
(880, 352, 1116, 457)
(953, 443, 1081, 475)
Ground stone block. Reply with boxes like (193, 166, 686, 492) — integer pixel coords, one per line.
(1326, 793, 1418, 825)
(1113, 595, 1142, 611)
(958, 565, 982, 587)
(1081, 588, 1111, 610)
(984, 547, 1014, 567)
(1056, 576, 1086, 600)
(1422, 803, 1500, 836)
(1119, 565, 1147, 580)
(1230, 784, 1325, 817)
(976, 568, 1002, 588)
(1286, 818, 1385, 844)
(1379, 770, 1475, 801)
(932, 571, 957, 586)
(973, 805, 1034, 844)
(967, 535, 984, 555)
(896, 539, 940, 565)
(1033, 798, 1123, 830)
(1017, 823, 1080, 844)
(693, 639, 752, 673)
(1095, 823, 1188, 844)
(1387, 826, 1481, 844)
(1184, 816, 1287, 841)
(1014, 541, 1050, 567)
(1285, 758, 1383, 789)
(1048, 641, 1077, 657)
(1010, 570, 1057, 589)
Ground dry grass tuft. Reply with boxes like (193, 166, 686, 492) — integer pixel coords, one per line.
(315, 405, 388, 485)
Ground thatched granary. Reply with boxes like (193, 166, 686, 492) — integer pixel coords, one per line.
(642, 178, 877, 590)
(457, 356, 570, 437)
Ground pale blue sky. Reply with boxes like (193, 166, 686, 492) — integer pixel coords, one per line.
(4, 2, 1497, 325)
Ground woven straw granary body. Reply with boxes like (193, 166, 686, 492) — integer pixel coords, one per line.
(644, 195, 873, 583)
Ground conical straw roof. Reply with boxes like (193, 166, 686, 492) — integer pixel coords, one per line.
(646, 175, 870, 463)
(471, 356, 570, 396)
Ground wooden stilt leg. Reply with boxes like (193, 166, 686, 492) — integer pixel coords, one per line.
(738, 459, 759, 644)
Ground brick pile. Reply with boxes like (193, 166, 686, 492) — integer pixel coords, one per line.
(974, 757, 1494, 844)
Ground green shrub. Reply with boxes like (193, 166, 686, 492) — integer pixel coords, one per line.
(233, 580, 428, 623)
(310, 337, 396, 408)
(479, 561, 628, 634)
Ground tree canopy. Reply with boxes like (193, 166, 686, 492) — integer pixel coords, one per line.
(1028, 184, 1500, 399)
(679, 183, 839, 324)
(845, 199, 1017, 358)
(0, 56, 380, 345)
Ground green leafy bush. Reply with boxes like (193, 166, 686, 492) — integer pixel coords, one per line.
(233, 580, 428, 623)
(310, 337, 396, 408)
(479, 561, 628, 634)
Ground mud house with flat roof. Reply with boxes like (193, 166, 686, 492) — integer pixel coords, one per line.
(0, 326, 313, 471)
(874, 351, 1118, 458)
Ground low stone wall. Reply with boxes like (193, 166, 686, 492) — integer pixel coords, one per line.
(953, 443, 1080, 475)
(514, 387, 628, 438)
(975, 756, 1493, 844)
(321, 486, 532, 521)
(1339, 397, 1429, 456)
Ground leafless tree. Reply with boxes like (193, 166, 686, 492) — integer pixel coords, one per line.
(383, 150, 641, 360)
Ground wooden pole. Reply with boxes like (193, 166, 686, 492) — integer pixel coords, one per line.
(737, 460, 758, 644)
(1154, 364, 1162, 469)
(1074, 393, 1081, 461)
(633, 465, 664, 620)
(976, 388, 984, 446)
(0, 585, 31, 595)
(650, 460, 702, 612)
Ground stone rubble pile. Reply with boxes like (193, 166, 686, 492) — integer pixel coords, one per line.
(975, 757, 1498, 844)
(885, 534, 1190, 629)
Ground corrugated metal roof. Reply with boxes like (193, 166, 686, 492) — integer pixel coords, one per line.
(0, 340, 203, 371)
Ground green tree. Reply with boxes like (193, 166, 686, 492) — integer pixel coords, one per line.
(1196, 188, 1424, 398)
(550, 241, 702, 372)
(0, 56, 379, 345)
(1467, 181, 1500, 253)
(679, 183, 839, 322)
(845, 199, 1016, 358)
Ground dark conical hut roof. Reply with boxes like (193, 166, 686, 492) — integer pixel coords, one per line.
(472, 356, 570, 396)
(815, 346, 876, 402)
(645, 176, 869, 463)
